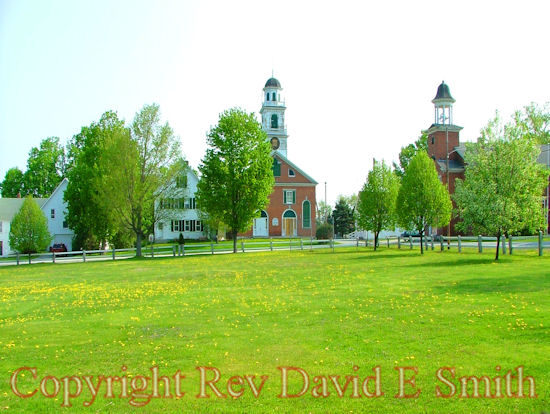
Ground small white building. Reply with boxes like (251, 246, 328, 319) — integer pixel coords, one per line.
(154, 168, 206, 242)
(0, 178, 74, 257)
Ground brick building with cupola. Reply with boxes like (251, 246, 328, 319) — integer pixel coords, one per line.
(424, 81, 466, 236)
(242, 77, 317, 238)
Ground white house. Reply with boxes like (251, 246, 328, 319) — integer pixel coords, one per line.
(154, 168, 206, 242)
(0, 178, 74, 257)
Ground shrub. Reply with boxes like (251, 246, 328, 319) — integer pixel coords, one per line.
(316, 223, 334, 240)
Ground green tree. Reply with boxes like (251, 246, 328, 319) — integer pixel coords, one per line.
(196, 108, 274, 253)
(98, 103, 182, 257)
(0, 167, 25, 197)
(332, 196, 356, 237)
(397, 151, 452, 254)
(357, 160, 400, 250)
(393, 133, 428, 177)
(513, 102, 550, 144)
(316, 200, 332, 225)
(23, 137, 65, 197)
(65, 111, 130, 250)
(9, 196, 51, 254)
(454, 114, 549, 260)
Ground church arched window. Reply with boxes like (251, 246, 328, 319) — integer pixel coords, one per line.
(272, 92, 276, 101)
(271, 114, 278, 129)
(266, 93, 270, 101)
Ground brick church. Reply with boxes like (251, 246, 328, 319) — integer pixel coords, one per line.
(243, 77, 317, 238)
(424, 81, 465, 236)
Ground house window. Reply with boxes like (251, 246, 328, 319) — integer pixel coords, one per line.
(302, 200, 311, 228)
(171, 220, 185, 232)
(51, 209, 55, 219)
(63, 220, 68, 229)
(431, 136, 435, 145)
(196, 220, 203, 232)
(271, 114, 278, 128)
(176, 175, 188, 188)
(283, 189, 296, 204)
(288, 169, 295, 177)
(272, 159, 281, 177)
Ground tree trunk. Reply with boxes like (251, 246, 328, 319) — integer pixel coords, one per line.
(495, 231, 500, 261)
(374, 232, 379, 251)
(232, 231, 237, 253)
(136, 233, 142, 257)
(420, 230, 424, 255)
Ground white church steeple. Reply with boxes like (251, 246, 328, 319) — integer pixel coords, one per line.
(260, 77, 288, 157)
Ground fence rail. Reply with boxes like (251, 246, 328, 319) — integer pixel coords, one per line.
(0, 232, 546, 266)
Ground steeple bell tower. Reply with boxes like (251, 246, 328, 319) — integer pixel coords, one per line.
(260, 77, 288, 157)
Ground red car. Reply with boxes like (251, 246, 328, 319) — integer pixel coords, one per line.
(49, 243, 68, 253)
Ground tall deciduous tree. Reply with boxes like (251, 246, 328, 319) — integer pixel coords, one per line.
(332, 196, 356, 237)
(393, 133, 428, 177)
(397, 151, 452, 254)
(454, 114, 549, 260)
(357, 160, 400, 250)
(65, 111, 131, 250)
(513, 102, 550, 144)
(0, 167, 25, 197)
(24, 137, 65, 197)
(316, 200, 332, 225)
(98, 103, 182, 257)
(196, 108, 274, 253)
(9, 196, 51, 254)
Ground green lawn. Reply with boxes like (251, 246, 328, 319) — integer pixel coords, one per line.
(0, 248, 548, 413)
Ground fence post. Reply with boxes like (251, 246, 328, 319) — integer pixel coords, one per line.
(270, 238, 273, 251)
(430, 235, 434, 251)
(289, 238, 292, 252)
(356, 238, 359, 250)
(387, 237, 390, 248)
(397, 236, 401, 249)
(478, 235, 482, 253)
(83, 250, 86, 262)
(539, 230, 543, 256)
(458, 235, 462, 253)
(172, 246, 176, 257)
(182, 245, 185, 256)
(151, 246, 154, 258)
(241, 240, 245, 253)
(310, 237, 313, 251)
(509, 235, 513, 255)
(300, 239, 303, 250)
(424, 236, 428, 251)
(16, 253, 20, 266)
(331, 239, 335, 252)
(409, 236, 413, 249)
(28, 253, 31, 265)
(501, 235, 506, 255)
(440, 237, 444, 251)
(52, 251, 55, 264)
(211, 243, 214, 255)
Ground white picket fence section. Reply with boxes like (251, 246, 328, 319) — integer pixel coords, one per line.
(0, 232, 546, 267)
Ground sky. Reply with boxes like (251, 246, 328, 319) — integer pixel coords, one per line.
(1, 0, 550, 205)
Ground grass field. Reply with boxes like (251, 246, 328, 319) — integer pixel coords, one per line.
(0, 248, 548, 413)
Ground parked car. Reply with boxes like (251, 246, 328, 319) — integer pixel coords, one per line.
(49, 243, 68, 253)
(400, 231, 421, 238)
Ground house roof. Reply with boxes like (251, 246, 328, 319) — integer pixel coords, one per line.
(272, 151, 318, 184)
(0, 198, 47, 221)
(436, 159, 465, 173)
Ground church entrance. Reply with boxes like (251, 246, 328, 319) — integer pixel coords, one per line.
(282, 210, 297, 237)
(253, 210, 268, 237)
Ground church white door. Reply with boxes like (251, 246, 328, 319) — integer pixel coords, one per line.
(253, 211, 268, 237)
